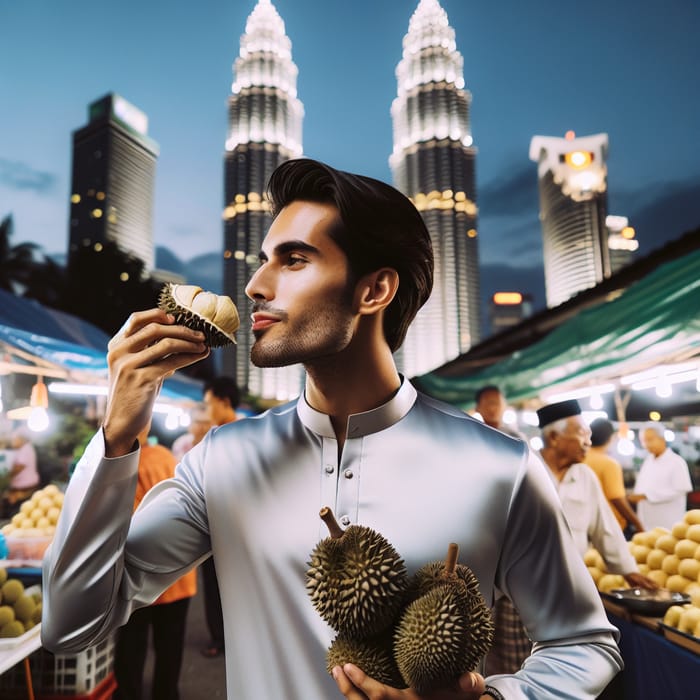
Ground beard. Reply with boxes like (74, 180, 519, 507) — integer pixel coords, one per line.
(250, 289, 356, 368)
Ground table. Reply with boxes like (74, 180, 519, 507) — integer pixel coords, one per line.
(604, 607, 700, 700)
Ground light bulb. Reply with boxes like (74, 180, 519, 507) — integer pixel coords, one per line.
(28, 407, 50, 432)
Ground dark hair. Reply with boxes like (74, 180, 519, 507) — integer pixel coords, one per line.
(267, 158, 434, 351)
(590, 418, 615, 447)
(475, 385, 502, 403)
(203, 376, 240, 409)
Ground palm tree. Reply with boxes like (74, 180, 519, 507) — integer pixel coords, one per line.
(0, 214, 42, 293)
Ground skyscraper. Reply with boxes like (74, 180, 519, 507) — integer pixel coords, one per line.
(222, 0, 304, 400)
(68, 93, 159, 271)
(390, 0, 481, 377)
(606, 215, 639, 274)
(529, 132, 610, 308)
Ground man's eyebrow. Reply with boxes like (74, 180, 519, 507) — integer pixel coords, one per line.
(258, 240, 321, 261)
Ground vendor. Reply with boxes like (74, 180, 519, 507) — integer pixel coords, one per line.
(1, 427, 40, 517)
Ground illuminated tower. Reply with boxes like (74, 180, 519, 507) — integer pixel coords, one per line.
(68, 93, 158, 271)
(606, 215, 639, 274)
(390, 0, 480, 377)
(529, 133, 610, 308)
(222, 0, 304, 399)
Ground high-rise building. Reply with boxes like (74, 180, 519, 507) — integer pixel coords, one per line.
(529, 132, 610, 308)
(222, 0, 304, 400)
(489, 291, 533, 334)
(606, 215, 639, 273)
(390, 0, 481, 378)
(68, 93, 159, 271)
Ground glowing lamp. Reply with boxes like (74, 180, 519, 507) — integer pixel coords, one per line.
(621, 226, 636, 239)
(493, 292, 523, 305)
(565, 150, 593, 169)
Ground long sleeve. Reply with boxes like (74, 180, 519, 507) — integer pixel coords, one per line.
(41, 430, 211, 653)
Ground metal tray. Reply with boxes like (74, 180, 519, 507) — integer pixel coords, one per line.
(602, 588, 690, 617)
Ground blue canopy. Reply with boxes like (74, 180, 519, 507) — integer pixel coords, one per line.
(0, 288, 203, 402)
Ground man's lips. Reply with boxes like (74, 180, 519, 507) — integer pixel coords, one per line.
(251, 313, 281, 331)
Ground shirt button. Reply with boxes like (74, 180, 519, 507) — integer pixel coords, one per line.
(344, 469, 354, 479)
(324, 465, 334, 474)
(340, 515, 351, 526)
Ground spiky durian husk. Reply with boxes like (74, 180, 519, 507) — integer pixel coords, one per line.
(158, 283, 238, 347)
(407, 561, 483, 603)
(326, 631, 407, 688)
(306, 525, 409, 639)
(394, 581, 494, 694)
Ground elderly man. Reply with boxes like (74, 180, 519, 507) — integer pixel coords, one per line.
(630, 422, 692, 530)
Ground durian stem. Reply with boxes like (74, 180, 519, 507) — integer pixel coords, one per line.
(444, 542, 459, 576)
(320, 506, 345, 539)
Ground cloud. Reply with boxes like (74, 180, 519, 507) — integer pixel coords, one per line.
(478, 162, 539, 218)
(0, 159, 57, 193)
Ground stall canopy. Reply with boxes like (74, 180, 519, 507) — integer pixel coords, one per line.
(414, 247, 700, 409)
(0, 288, 203, 402)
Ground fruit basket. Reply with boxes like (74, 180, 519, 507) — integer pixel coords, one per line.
(601, 588, 690, 617)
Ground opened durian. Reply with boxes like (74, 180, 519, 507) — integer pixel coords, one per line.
(158, 283, 239, 347)
(394, 543, 494, 694)
(326, 630, 407, 688)
(306, 507, 409, 640)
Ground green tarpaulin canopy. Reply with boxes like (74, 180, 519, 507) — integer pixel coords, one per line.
(415, 248, 700, 409)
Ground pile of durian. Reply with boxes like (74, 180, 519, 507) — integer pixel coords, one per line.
(0, 484, 64, 539)
(306, 507, 494, 693)
(662, 590, 700, 638)
(585, 509, 700, 599)
(0, 569, 42, 637)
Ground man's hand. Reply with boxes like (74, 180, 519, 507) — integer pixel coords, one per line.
(102, 309, 209, 457)
(332, 663, 488, 700)
(624, 572, 659, 590)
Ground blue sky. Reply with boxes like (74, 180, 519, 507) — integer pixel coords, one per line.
(2, 0, 699, 270)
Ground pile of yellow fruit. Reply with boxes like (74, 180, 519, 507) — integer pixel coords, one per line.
(0, 484, 64, 539)
(0, 568, 42, 637)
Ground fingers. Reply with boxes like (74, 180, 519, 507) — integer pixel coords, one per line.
(332, 665, 371, 699)
(458, 671, 486, 698)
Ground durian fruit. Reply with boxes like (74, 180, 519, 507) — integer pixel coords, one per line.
(394, 543, 494, 694)
(158, 283, 240, 347)
(306, 507, 409, 639)
(0, 620, 25, 637)
(1, 578, 24, 606)
(326, 629, 407, 688)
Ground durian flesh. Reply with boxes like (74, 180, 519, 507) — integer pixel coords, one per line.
(158, 283, 239, 347)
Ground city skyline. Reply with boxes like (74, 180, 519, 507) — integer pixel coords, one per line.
(2, 0, 699, 277)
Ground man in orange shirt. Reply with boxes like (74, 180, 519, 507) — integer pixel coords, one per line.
(584, 418, 643, 536)
(114, 422, 197, 700)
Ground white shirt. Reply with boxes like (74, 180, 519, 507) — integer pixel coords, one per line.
(634, 448, 692, 530)
(42, 380, 621, 700)
(545, 461, 637, 575)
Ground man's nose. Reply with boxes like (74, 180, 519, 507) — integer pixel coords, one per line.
(245, 265, 272, 302)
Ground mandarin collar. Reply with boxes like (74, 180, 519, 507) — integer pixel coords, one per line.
(296, 376, 417, 439)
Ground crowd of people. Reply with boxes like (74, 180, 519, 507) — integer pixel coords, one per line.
(8, 157, 690, 700)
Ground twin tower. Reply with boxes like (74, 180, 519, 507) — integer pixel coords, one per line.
(224, 0, 479, 399)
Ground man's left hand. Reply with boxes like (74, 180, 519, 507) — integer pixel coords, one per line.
(332, 663, 489, 699)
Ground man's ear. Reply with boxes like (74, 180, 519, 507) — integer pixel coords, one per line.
(355, 268, 399, 316)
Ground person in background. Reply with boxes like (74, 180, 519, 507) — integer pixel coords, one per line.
(630, 422, 692, 530)
(114, 423, 197, 700)
(43, 158, 624, 700)
(585, 417, 644, 537)
(1, 427, 40, 517)
(474, 385, 525, 440)
(199, 376, 240, 659)
(171, 404, 212, 462)
(487, 400, 656, 676)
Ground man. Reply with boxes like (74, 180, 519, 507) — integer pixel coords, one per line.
(474, 385, 524, 440)
(2, 427, 40, 516)
(630, 422, 692, 530)
(538, 400, 654, 589)
(199, 376, 240, 659)
(42, 159, 622, 700)
(584, 418, 644, 536)
(114, 423, 197, 700)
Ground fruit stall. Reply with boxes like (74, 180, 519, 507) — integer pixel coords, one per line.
(0, 487, 116, 700)
(588, 509, 700, 699)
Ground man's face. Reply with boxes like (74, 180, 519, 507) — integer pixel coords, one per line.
(476, 390, 506, 428)
(552, 416, 592, 466)
(642, 428, 667, 457)
(245, 200, 357, 368)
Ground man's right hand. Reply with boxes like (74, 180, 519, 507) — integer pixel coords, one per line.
(102, 309, 209, 457)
